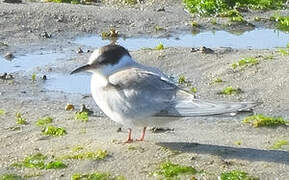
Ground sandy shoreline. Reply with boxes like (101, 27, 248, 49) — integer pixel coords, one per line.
(1, 1, 289, 179)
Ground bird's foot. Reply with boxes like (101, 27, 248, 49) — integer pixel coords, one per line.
(136, 137, 144, 141)
(123, 138, 133, 144)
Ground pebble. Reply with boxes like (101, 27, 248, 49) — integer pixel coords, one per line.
(40, 31, 51, 38)
(76, 47, 84, 54)
(4, 52, 14, 60)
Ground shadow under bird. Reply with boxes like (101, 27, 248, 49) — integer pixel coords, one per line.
(71, 44, 258, 143)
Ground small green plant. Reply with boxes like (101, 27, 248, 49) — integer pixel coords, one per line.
(42, 126, 67, 136)
(75, 112, 88, 122)
(36, 116, 53, 126)
(191, 87, 197, 93)
(191, 21, 200, 27)
(230, 16, 245, 22)
(45, 161, 67, 169)
(71, 172, 111, 180)
(220, 170, 258, 180)
(178, 75, 186, 84)
(270, 15, 289, 32)
(278, 48, 289, 56)
(12, 153, 46, 169)
(212, 78, 223, 84)
(235, 141, 242, 146)
(61, 149, 108, 160)
(218, 9, 241, 17)
(153, 161, 197, 178)
(0, 109, 5, 115)
(31, 73, 36, 81)
(155, 43, 164, 50)
(12, 153, 67, 170)
(271, 140, 289, 150)
(184, 0, 287, 16)
(218, 86, 242, 95)
(154, 25, 165, 31)
(16, 112, 28, 125)
(232, 57, 259, 69)
(243, 114, 288, 127)
(0, 173, 22, 180)
(72, 145, 84, 152)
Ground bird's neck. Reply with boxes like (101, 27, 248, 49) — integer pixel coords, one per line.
(91, 55, 137, 88)
(100, 55, 136, 76)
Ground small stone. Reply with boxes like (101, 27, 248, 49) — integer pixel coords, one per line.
(157, 7, 165, 12)
(76, 47, 84, 54)
(80, 104, 93, 115)
(4, 52, 14, 60)
(116, 127, 122, 132)
(3, 0, 22, 3)
(65, 104, 75, 111)
(191, 48, 199, 52)
(40, 32, 51, 38)
(0, 73, 14, 80)
(150, 127, 174, 133)
(42, 75, 47, 80)
(200, 46, 214, 54)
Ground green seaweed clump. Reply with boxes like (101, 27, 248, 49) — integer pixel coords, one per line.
(178, 75, 186, 84)
(45, 161, 67, 169)
(42, 126, 67, 136)
(212, 78, 224, 84)
(12, 153, 46, 169)
(155, 43, 164, 50)
(12, 153, 67, 170)
(243, 114, 288, 127)
(36, 116, 53, 126)
(0, 109, 5, 116)
(61, 149, 108, 160)
(71, 172, 111, 180)
(75, 112, 89, 122)
(153, 161, 197, 178)
(184, 0, 287, 16)
(277, 48, 289, 56)
(218, 86, 242, 95)
(232, 57, 259, 69)
(31, 73, 36, 81)
(0, 173, 22, 180)
(220, 170, 258, 180)
(270, 15, 289, 32)
(16, 113, 28, 125)
(271, 140, 289, 150)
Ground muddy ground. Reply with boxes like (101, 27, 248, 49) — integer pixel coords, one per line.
(0, 0, 289, 179)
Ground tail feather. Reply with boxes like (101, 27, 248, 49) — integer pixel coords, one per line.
(173, 99, 258, 117)
(155, 90, 259, 117)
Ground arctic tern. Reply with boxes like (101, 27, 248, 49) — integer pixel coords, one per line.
(71, 44, 257, 143)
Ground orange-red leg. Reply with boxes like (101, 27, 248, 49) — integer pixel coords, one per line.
(136, 127, 147, 141)
(124, 128, 133, 143)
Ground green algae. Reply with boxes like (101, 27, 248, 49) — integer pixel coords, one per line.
(243, 114, 288, 127)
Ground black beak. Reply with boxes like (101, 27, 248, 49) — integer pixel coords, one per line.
(70, 64, 91, 75)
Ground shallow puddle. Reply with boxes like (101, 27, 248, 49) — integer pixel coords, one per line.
(74, 29, 289, 50)
(0, 51, 67, 73)
(44, 73, 91, 94)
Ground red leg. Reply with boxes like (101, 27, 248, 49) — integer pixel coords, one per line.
(136, 127, 147, 141)
(124, 128, 133, 143)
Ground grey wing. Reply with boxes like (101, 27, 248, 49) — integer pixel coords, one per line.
(109, 68, 258, 118)
(108, 68, 178, 118)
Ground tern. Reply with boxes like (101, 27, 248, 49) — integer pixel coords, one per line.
(71, 44, 257, 143)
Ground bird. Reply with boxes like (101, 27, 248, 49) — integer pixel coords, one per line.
(71, 44, 258, 143)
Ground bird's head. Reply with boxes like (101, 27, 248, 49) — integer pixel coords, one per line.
(71, 44, 134, 76)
